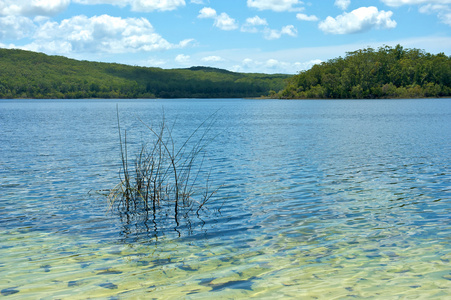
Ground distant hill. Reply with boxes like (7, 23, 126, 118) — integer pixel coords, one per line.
(0, 48, 290, 99)
(279, 45, 451, 99)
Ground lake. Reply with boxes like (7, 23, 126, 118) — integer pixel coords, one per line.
(0, 98, 450, 299)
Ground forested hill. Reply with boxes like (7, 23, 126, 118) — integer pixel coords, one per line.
(0, 48, 289, 99)
(279, 45, 451, 99)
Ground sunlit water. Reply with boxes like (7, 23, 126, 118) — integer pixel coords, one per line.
(0, 99, 450, 299)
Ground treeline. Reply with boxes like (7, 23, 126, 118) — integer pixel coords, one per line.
(279, 45, 451, 99)
(2, 46, 450, 100)
(0, 48, 289, 99)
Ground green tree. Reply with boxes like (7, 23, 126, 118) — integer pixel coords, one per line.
(279, 45, 451, 99)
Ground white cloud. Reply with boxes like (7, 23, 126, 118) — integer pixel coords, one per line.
(22, 15, 189, 54)
(198, 8, 238, 30)
(0, 0, 188, 16)
(265, 58, 279, 68)
(335, 0, 351, 10)
(381, 0, 451, 7)
(0, 0, 70, 16)
(74, 0, 186, 12)
(379, 0, 451, 26)
(191, 35, 451, 74)
(264, 25, 297, 39)
(0, 15, 36, 39)
(319, 6, 397, 34)
(201, 55, 223, 62)
(198, 7, 217, 18)
(241, 16, 297, 40)
(247, 0, 305, 12)
(179, 38, 195, 47)
(263, 29, 280, 40)
(296, 13, 319, 21)
(175, 54, 190, 63)
(105, 0, 186, 11)
(214, 12, 238, 30)
(190, 0, 204, 4)
(281, 25, 297, 36)
(34, 16, 51, 23)
(131, 0, 185, 12)
(241, 16, 268, 32)
(231, 57, 322, 74)
(245, 16, 268, 26)
(419, 4, 451, 25)
(73, 0, 127, 5)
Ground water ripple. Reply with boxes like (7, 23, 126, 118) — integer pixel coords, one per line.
(0, 99, 450, 298)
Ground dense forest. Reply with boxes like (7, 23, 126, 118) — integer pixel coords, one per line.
(279, 45, 451, 99)
(1, 46, 450, 99)
(0, 48, 289, 99)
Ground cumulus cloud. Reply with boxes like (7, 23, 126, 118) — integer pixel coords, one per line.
(245, 15, 268, 26)
(23, 15, 191, 54)
(296, 13, 319, 21)
(201, 55, 223, 62)
(379, 0, 451, 26)
(198, 7, 217, 18)
(175, 54, 190, 63)
(265, 58, 279, 68)
(0, 15, 36, 39)
(0, 0, 70, 16)
(335, 0, 351, 10)
(179, 38, 195, 47)
(240, 16, 297, 40)
(130, 0, 185, 12)
(319, 6, 397, 34)
(0, 0, 188, 16)
(381, 0, 451, 7)
(232, 57, 322, 74)
(281, 25, 297, 36)
(73, 0, 127, 5)
(214, 12, 238, 30)
(419, 4, 451, 25)
(247, 0, 305, 12)
(264, 25, 297, 39)
(241, 16, 268, 32)
(198, 7, 238, 30)
(74, 0, 186, 12)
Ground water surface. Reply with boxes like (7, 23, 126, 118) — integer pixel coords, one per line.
(1, 99, 450, 299)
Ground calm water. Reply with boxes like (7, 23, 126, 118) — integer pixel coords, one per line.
(0, 99, 450, 299)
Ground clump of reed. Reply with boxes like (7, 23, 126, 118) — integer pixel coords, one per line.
(108, 109, 220, 229)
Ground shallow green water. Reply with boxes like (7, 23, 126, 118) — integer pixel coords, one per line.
(1, 99, 450, 298)
(1, 223, 450, 299)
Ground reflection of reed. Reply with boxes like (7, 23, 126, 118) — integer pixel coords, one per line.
(117, 204, 209, 242)
(109, 107, 221, 238)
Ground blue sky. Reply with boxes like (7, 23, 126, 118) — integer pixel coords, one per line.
(1, 0, 450, 74)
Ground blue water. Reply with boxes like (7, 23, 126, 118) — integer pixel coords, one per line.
(0, 99, 450, 298)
